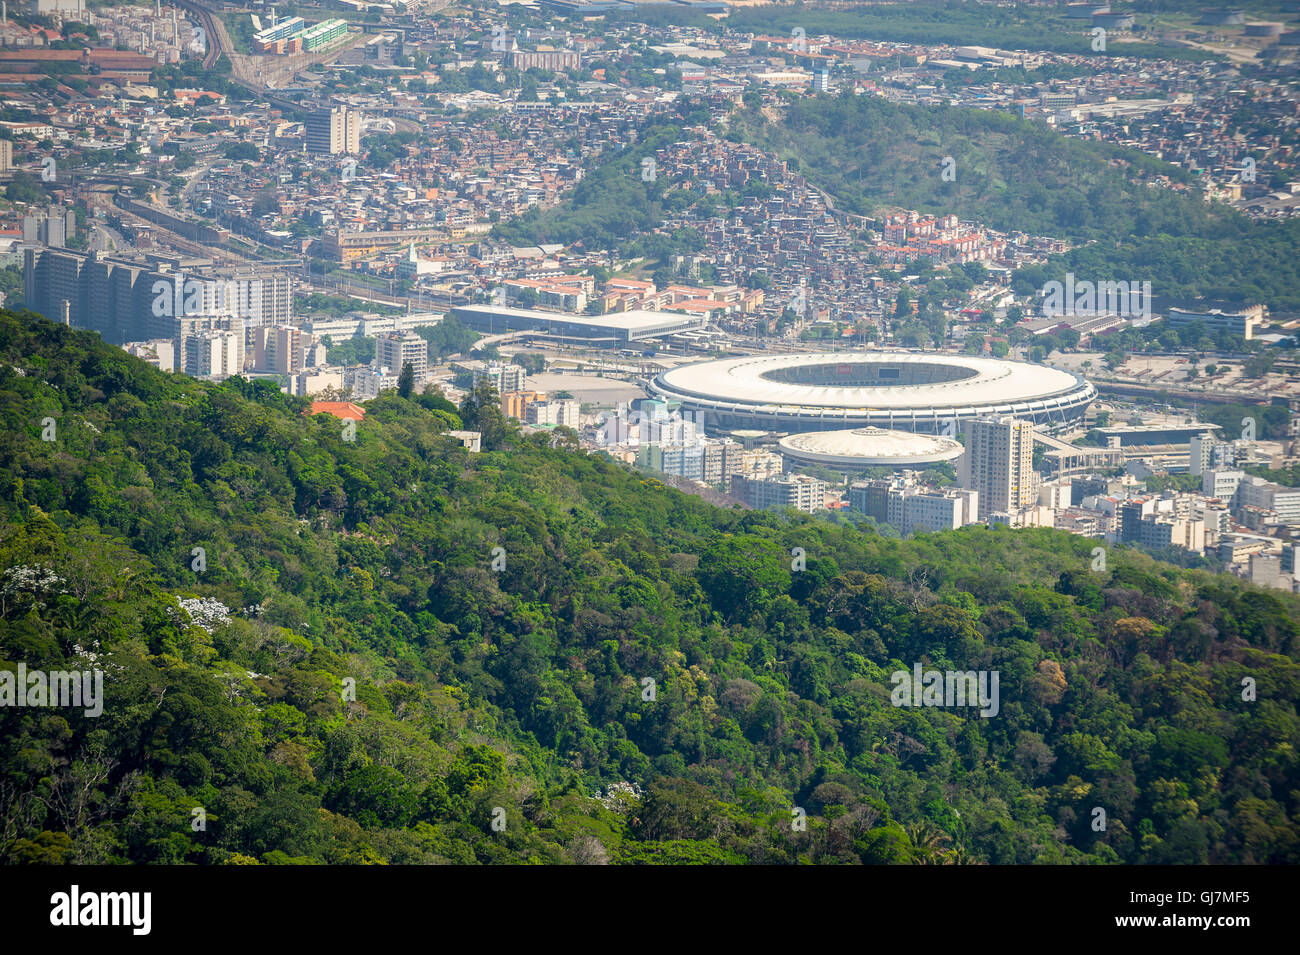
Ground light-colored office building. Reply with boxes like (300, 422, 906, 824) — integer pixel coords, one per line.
(1167, 305, 1264, 341)
(306, 106, 361, 155)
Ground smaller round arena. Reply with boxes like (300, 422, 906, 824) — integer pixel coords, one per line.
(778, 427, 965, 471)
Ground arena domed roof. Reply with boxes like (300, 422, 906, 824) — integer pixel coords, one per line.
(778, 427, 965, 469)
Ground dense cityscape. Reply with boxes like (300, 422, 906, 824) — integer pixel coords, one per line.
(0, 0, 1297, 899)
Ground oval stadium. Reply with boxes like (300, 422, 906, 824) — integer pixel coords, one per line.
(647, 352, 1096, 434)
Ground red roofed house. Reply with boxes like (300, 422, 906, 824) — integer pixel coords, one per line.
(309, 401, 365, 420)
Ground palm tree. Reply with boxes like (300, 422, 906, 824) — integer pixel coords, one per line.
(905, 822, 951, 864)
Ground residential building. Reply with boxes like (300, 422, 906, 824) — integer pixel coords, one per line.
(1202, 468, 1245, 500)
(501, 390, 546, 420)
(732, 473, 826, 513)
(1236, 475, 1300, 524)
(255, 324, 312, 374)
(958, 415, 1035, 516)
(374, 330, 428, 379)
(638, 441, 704, 481)
(24, 248, 291, 345)
(472, 362, 527, 393)
(525, 399, 580, 427)
(1189, 433, 1214, 476)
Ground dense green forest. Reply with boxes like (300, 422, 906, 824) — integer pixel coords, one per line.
(731, 94, 1300, 312)
(0, 311, 1297, 864)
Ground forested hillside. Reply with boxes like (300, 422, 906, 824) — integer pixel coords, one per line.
(731, 94, 1300, 311)
(0, 311, 1297, 864)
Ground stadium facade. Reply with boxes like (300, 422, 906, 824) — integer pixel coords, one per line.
(648, 352, 1096, 434)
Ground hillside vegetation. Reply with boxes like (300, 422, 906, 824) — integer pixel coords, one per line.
(0, 311, 1297, 864)
(731, 94, 1300, 311)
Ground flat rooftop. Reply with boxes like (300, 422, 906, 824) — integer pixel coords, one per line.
(452, 304, 702, 333)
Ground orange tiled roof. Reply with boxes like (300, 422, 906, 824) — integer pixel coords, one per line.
(309, 401, 365, 420)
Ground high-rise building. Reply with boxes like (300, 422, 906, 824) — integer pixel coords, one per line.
(702, 438, 742, 488)
(24, 248, 292, 345)
(255, 324, 312, 374)
(1120, 497, 1158, 543)
(1236, 475, 1300, 523)
(183, 327, 244, 379)
(848, 477, 979, 533)
(374, 330, 428, 380)
(175, 314, 245, 377)
(22, 211, 64, 247)
(306, 106, 360, 155)
(0, 140, 12, 173)
(1189, 433, 1214, 476)
(501, 390, 546, 420)
(958, 415, 1035, 517)
(637, 441, 704, 480)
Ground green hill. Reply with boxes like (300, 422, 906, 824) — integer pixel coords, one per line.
(731, 94, 1300, 312)
(0, 311, 1297, 864)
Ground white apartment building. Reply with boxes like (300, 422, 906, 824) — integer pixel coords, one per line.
(959, 415, 1036, 516)
(1236, 475, 1300, 524)
(184, 329, 243, 379)
(732, 473, 826, 513)
(472, 362, 527, 394)
(1203, 468, 1245, 500)
(526, 399, 580, 427)
(374, 331, 428, 380)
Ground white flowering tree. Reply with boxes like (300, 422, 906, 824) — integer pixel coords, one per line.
(0, 563, 66, 618)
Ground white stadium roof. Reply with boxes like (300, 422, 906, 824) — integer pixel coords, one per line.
(649, 352, 1096, 433)
(454, 304, 691, 333)
(778, 427, 965, 467)
(656, 352, 1082, 410)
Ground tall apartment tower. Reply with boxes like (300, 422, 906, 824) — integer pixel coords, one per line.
(1189, 433, 1214, 476)
(958, 415, 1036, 519)
(306, 106, 360, 156)
(255, 324, 311, 374)
(374, 330, 427, 380)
